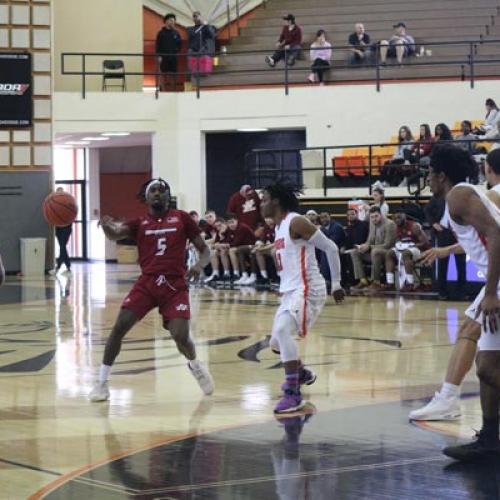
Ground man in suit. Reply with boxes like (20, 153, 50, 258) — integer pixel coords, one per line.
(349, 206, 397, 289)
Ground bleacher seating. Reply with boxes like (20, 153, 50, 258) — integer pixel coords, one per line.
(202, 0, 500, 88)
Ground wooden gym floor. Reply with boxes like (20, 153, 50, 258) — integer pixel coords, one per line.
(0, 263, 495, 499)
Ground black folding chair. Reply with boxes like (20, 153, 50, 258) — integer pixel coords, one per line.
(102, 60, 126, 91)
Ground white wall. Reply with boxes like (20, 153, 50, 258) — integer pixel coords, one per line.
(53, 80, 499, 212)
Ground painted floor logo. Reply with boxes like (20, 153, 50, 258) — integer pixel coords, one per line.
(0, 84, 30, 96)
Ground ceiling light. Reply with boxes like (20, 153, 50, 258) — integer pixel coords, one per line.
(236, 128, 269, 132)
(82, 137, 110, 141)
(64, 141, 90, 145)
(101, 132, 131, 137)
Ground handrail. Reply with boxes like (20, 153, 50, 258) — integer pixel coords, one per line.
(61, 37, 500, 99)
(245, 138, 499, 197)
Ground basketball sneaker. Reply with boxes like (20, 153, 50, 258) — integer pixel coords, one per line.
(443, 433, 500, 462)
(88, 381, 110, 402)
(233, 273, 249, 285)
(274, 387, 306, 414)
(299, 367, 317, 386)
(408, 392, 461, 421)
(242, 274, 257, 286)
(204, 273, 218, 283)
(188, 360, 214, 395)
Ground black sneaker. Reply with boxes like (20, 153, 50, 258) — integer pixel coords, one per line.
(299, 367, 317, 386)
(443, 435, 500, 462)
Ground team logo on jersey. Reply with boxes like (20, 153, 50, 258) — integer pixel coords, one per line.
(167, 216, 179, 223)
(175, 304, 189, 311)
(275, 238, 285, 250)
(242, 199, 256, 213)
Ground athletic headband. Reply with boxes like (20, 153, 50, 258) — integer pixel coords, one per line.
(145, 178, 169, 196)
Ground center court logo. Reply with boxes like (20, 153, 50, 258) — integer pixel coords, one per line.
(0, 83, 30, 96)
(175, 304, 188, 311)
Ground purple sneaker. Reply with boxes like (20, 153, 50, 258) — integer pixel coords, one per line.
(299, 367, 317, 386)
(274, 389, 306, 414)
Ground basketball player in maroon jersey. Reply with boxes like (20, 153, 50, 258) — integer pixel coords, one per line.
(89, 178, 214, 401)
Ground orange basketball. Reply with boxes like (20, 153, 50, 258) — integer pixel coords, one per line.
(43, 191, 78, 227)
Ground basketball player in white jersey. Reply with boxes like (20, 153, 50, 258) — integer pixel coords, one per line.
(410, 148, 500, 421)
(423, 144, 500, 461)
(260, 183, 345, 414)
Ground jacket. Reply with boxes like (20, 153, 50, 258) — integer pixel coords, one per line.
(188, 24, 216, 53)
(365, 218, 397, 250)
(156, 27, 181, 57)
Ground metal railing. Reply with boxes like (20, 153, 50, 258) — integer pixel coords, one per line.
(61, 38, 500, 99)
(245, 138, 499, 197)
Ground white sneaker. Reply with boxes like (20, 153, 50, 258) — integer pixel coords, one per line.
(188, 360, 214, 395)
(204, 273, 218, 283)
(88, 381, 110, 402)
(243, 274, 257, 286)
(48, 268, 57, 276)
(408, 392, 461, 421)
(265, 55, 275, 67)
(233, 274, 248, 285)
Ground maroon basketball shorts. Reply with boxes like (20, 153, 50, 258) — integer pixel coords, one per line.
(121, 274, 190, 321)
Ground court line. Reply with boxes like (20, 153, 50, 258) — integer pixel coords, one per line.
(0, 458, 61, 477)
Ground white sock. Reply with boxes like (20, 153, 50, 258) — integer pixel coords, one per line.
(386, 273, 395, 285)
(99, 364, 111, 383)
(224, 270, 230, 277)
(406, 275, 414, 285)
(440, 382, 459, 399)
(234, 271, 240, 278)
(250, 273, 257, 279)
(261, 270, 268, 279)
(241, 272, 248, 279)
(189, 359, 199, 369)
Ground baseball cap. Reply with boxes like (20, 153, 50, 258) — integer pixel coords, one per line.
(393, 22, 406, 28)
(283, 14, 295, 22)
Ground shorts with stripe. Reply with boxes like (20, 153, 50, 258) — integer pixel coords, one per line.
(465, 284, 500, 350)
(274, 281, 327, 338)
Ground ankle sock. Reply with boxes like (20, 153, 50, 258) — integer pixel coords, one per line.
(440, 382, 459, 399)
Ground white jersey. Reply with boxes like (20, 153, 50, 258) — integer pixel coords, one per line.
(274, 212, 325, 293)
(442, 183, 500, 275)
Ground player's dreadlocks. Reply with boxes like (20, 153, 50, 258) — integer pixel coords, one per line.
(264, 181, 302, 212)
(137, 178, 171, 203)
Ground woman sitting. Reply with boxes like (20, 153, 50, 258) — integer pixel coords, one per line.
(308, 30, 332, 85)
(380, 125, 414, 186)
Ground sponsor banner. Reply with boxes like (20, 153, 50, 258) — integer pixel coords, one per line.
(0, 53, 32, 128)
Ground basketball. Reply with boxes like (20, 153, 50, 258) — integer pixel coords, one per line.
(42, 191, 78, 227)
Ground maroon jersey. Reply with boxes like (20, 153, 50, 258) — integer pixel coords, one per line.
(126, 209, 200, 277)
(232, 222, 256, 247)
(227, 191, 262, 229)
(215, 228, 234, 245)
(396, 220, 430, 250)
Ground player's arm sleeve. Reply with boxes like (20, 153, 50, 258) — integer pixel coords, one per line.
(309, 230, 342, 291)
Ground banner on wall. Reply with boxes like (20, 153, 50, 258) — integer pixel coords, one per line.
(0, 53, 32, 128)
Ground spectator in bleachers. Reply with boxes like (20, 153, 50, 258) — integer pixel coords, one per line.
(380, 126, 414, 186)
(410, 123, 433, 163)
(350, 206, 397, 290)
(348, 23, 372, 64)
(384, 211, 430, 292)
(265, 14, 303, 68)
(242, 218, 277, 285)
(484, 120, 500, 151)
(434, 123, 453, 142)
(455, 120, 478, 153)
(308, 30, 332, 85)
(226, 214, 256, 283)
(227, 185, 262, 230)
(156, 13, 182, 92)
(474, 98, 500, 135)
(379, 22, 415, 65)
(342, 208, 369, 288)
(205, 217, 234, 282)
(370, 183, 389, 217)
(424, 195, 466, 300)
(187, 11, 216, 79)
